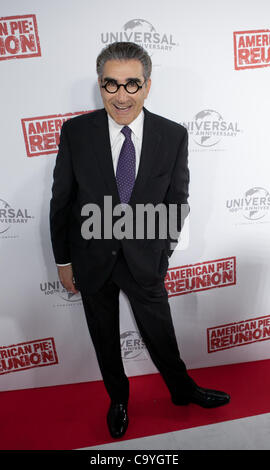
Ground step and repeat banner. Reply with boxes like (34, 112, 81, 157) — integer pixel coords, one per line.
(1, 0, 270, 391)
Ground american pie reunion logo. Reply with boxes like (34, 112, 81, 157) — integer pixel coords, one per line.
(165, 256, 236, 298)
(21, 111, 92, 157)
(234, 29, 270, 70)
(0, 338, 58, 375)
(0, 14, 41, 61)
(207, 315, 270, 353)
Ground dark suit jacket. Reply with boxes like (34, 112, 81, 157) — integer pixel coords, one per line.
(50, 107, 189, 293)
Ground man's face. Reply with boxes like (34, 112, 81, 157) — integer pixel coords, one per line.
(99, 59, 151, 125)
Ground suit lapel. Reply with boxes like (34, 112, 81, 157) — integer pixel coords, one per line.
(91, 109, 121, 205)
(91, 107, 161, 206)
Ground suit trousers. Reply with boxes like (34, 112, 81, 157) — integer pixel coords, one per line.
(80, 247, 195, 404)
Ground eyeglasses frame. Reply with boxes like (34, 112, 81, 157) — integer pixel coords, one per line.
(101, 79, 146, 94)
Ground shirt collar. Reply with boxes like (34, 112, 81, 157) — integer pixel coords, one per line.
(107, 109, 144, 145)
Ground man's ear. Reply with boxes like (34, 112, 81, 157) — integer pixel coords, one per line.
(145, 77, 152, 98)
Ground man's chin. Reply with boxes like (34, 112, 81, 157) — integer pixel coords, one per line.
(116, 119, 132, 125)
(111, 115, 133, 125)
(107, 107, 137, 125)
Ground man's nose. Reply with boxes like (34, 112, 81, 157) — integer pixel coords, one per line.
(116, 85, 128, 102)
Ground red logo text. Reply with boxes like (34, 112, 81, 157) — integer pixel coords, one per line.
(0, 14, 41, 61)
(0, 338, 58, 374)
(165, 256, 236, 297)
(207, 315, 270, 353)
(21, 111, 92, 157)
(234, 29, 270, 70)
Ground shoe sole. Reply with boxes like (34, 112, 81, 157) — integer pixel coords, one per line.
(172, 397, 230, 408)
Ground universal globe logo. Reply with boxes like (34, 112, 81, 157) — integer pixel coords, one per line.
(101, 19, 178, 52)
(226, 187, 270, 221)
(0, 199, 10, 234)
(0, 198, 33, 235)
(182, 110, 241, 148)
(120, 331, 147, 360)
(40, 280, 81, 303)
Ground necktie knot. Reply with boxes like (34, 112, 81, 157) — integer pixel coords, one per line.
(121, 126, 132, 139)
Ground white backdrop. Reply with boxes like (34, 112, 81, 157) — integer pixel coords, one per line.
(1, 0, 270, 392)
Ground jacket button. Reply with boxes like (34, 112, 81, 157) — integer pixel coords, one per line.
(112, 250, 117, 255)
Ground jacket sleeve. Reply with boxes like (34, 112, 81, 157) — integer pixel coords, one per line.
(164, 128, 190, 257)
(49, 122, 76, 264)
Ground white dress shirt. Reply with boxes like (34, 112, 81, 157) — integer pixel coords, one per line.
(57, 110, 144, 266)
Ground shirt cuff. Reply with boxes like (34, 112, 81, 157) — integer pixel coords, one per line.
(56, 262, 72, 266)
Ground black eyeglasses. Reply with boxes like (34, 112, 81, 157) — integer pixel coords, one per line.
(101, 79, 145, 94)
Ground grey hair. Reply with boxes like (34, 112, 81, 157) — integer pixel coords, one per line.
(96, 42, 152, 82)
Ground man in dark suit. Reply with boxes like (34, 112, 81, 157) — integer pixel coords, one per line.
(50, 42, 230, 439)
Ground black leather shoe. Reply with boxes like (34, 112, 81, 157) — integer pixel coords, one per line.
(107, 402, 128, 438)
(172, 385, 230, 408)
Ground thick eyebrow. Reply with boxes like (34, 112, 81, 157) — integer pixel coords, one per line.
(103, 76, 142, 83)
(126, 77, 142, 83)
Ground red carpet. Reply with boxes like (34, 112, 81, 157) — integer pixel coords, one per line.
(0, 358, 269, 450)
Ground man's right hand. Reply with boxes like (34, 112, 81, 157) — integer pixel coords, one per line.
(57, 264, 79, 294)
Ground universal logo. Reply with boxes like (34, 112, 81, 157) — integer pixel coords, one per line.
(101, 19, 178, 53)
(226, 187, 270, 222)
(120, 331, 147, 360)
(0, 198, 34, 238)
(40, 280, 81, 305)
(181, 109, 242, 151)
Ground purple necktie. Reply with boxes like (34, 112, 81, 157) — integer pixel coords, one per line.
(116, 126, 136, 204)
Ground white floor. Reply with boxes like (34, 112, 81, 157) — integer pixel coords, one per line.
(81, 412, 270, 450)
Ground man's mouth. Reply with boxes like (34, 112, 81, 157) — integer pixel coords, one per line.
(113, 104, 132, 111)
